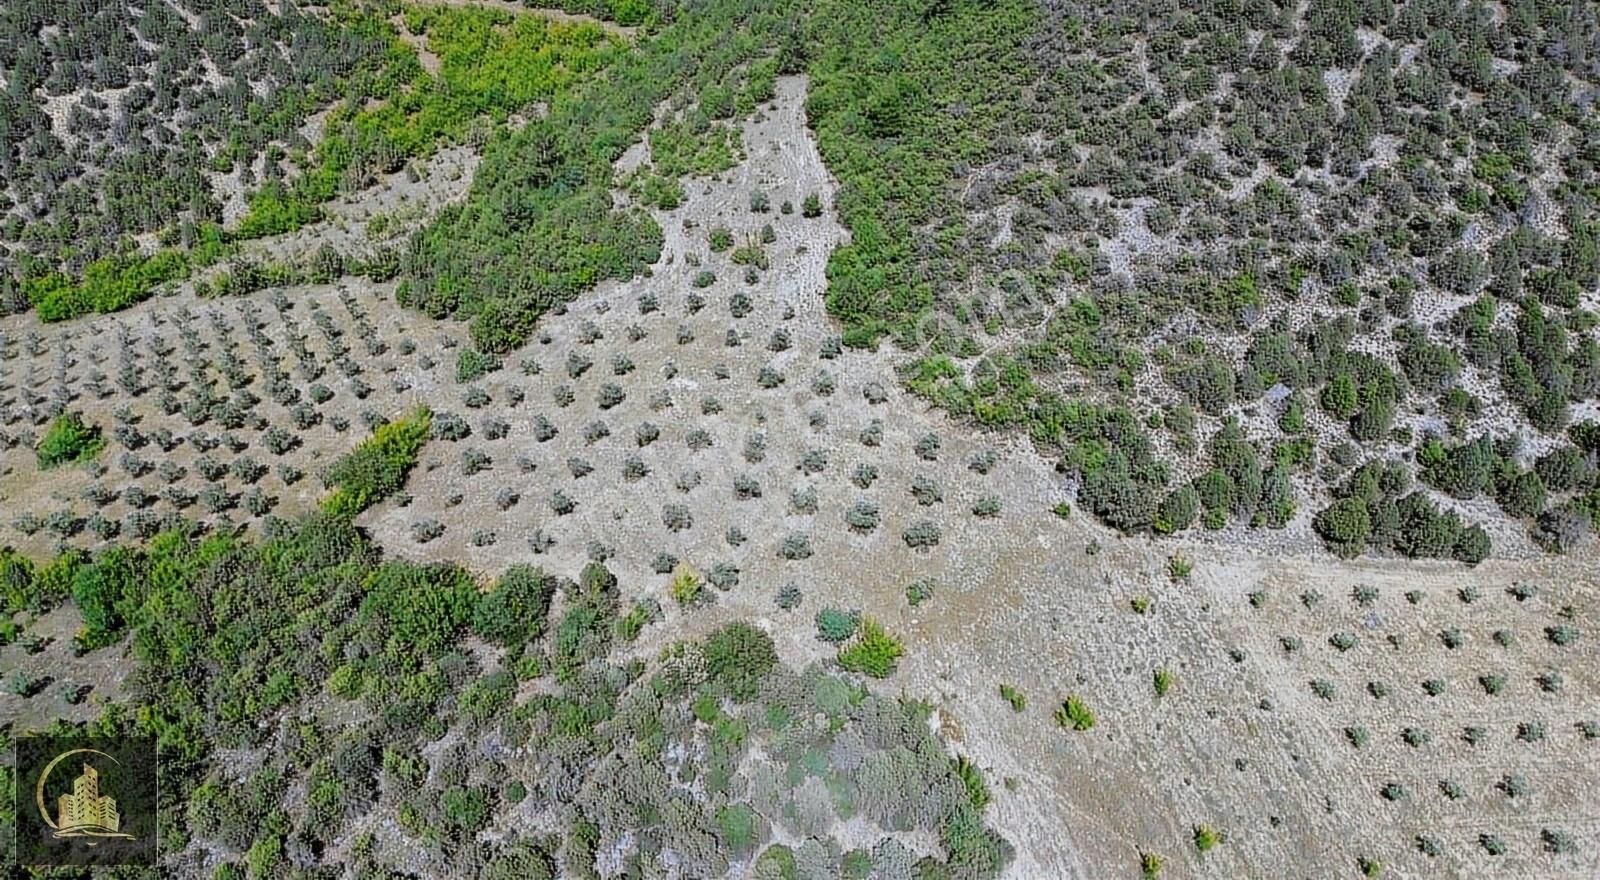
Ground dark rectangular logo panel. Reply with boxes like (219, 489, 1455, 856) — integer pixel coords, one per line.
(13, 736, 158, 867)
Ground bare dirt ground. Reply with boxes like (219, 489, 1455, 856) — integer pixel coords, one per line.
(242, 143, 481, 266)
(0, 606, 132, 731)
(2, 76, 1596, 879)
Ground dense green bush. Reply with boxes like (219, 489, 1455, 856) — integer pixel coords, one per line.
(1154, 486, 1199, 535)
(1314, 461, 1492, 562)
(1314, 497, 1372, 560)
(36, 412, 104, 469)
(25, 249, 194, 322)
(703, 621, 778, 701)
(473, 564, 556, 648)
(321, 406, 433, 517)
(837, 619, 904, 678)
(1055, 696, 1095, 731)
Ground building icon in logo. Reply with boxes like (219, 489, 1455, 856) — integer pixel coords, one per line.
(36, 750, 136, 843)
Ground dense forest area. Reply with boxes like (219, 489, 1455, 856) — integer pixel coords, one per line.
(0, 0, 397, 282)
(803, 0, 1600, 558)
(2, 0, 1599, 555)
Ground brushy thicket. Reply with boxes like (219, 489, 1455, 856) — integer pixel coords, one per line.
(24, 247, 203, 322)
(0, 517, 1012, 878)
(320, 406, 433, 516)
(6, 4, 630, 322)
(400, 0, 803, 354)
(806, 0, 1039, 349)
(239, 6, 626, 241)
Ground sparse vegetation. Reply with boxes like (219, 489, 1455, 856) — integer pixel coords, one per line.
(1055, 696, 1095, 732)
(1152, 668, 1173, 698)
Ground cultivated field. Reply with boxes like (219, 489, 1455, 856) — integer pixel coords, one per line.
(3, 73, 1594, 879)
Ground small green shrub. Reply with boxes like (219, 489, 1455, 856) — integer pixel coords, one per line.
(999, 684, 1026, 712)
(951, 754, 989, 810)
(1541, 828, 1574, 855)
(836, 619, 903, 678)
(1153, 668, 1174, 697)
(1055, 696, 1095, 731)
(1193, 825, 1223, 853)
(845, 499, 879, 532)
(618, 602, 652, 641)
(455, 348, 501, 383)
(670, 563, 702, 606)
(717, 803, 758, 854)
(730, 243, 767, 269)
(905, 578, 935, 607)
(1546, 625, 1579, 646)
(902, 520, 941, 549)
(1479, 674, 1505, 695)
(815, 608, 860, 643)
